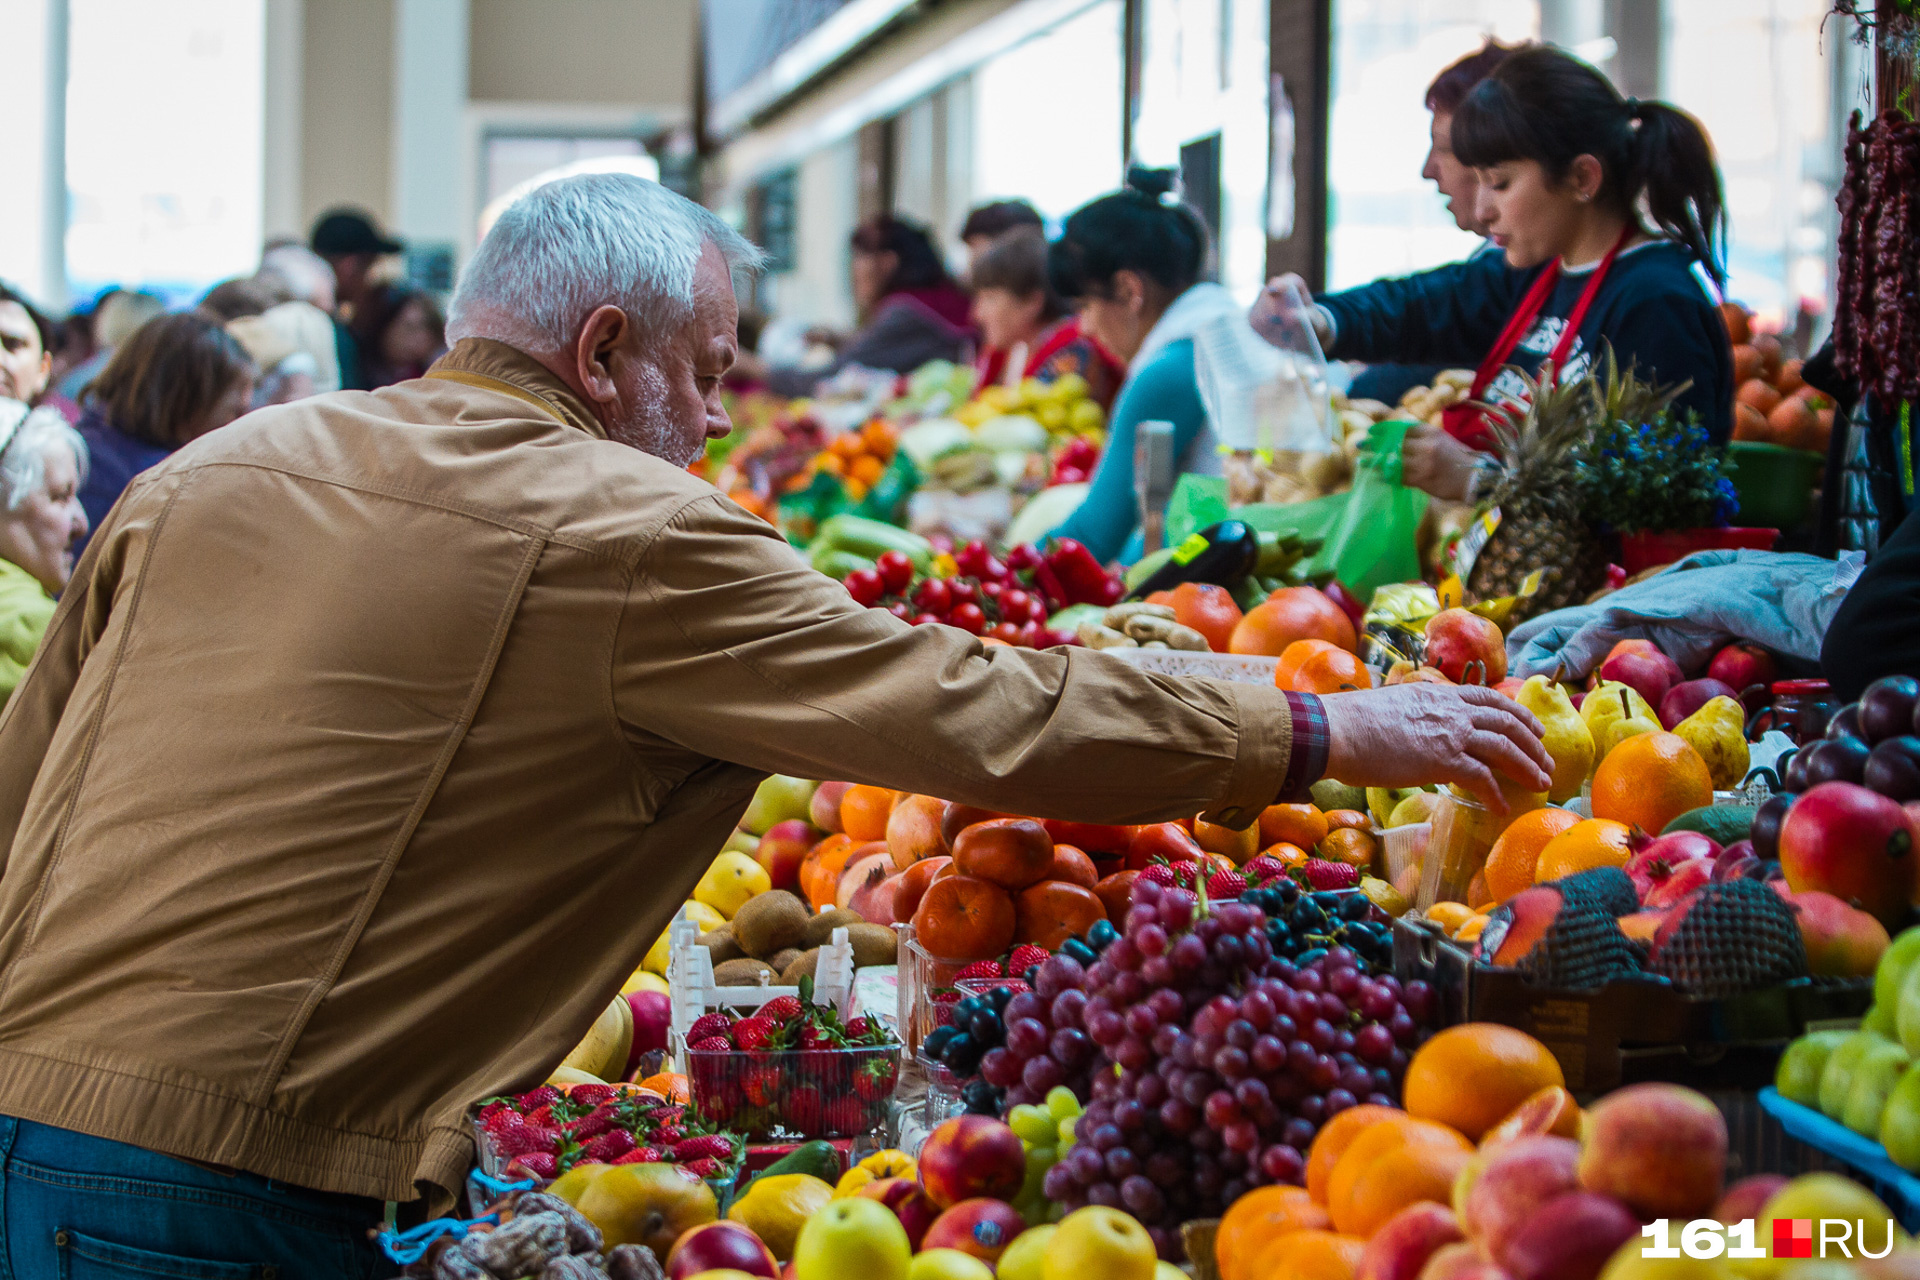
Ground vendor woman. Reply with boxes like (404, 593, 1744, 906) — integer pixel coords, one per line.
(1043, 170, 1246, 562)
(1258, 45, 1733, 501)
(970, 228, 1123, 406)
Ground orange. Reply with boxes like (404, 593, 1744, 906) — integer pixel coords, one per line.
(1264, 842, 1309, 868)
(1230, 587, 1357, 656)
(1250, 1230, 1365, 1280)
(1324, 810, 1372, 833)
(1423, 902, 1476, 934)
(860, 418, 899, 453)
(1259, 804, 1329, 852)
(1275, 639, 1341, 690)
(1532, 818, 1636, 884)
(1168, 582, 1244, 653)
(1591, 731, 1714, 834)
(1326, 1117, 1470, 1234)
(636, 1071, 689, 1104)
(1276, 640, 1373, 693)
(1304, 1104, 1403, 1204)
(1317, 828, 1378, 870)
(1403, 1023, 1565, 1141)
(799, 833, 853, 906)
(840, 785, 896, 843)
(1455, 914, 1490, 944)
(1330, 1137, 1472, 1237)
(1216, 1186, 1332, 1280)
(1483, 808, 1584, 902)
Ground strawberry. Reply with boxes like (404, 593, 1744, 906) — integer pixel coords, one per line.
(1244, 856, 1288, 882)
(476, 1100, 510, 1124)
(843, 1016, 873, 1039)
(567, 1084, 619, 1108)
(513, 1085, 563, 1111)
(1299, 859, 1360, 891)
(524, 1104, 560, 1129)
(1207, 869, 1248, 899)
(690, 1036, 733, 1053)
(492, 1119, 560, 1160)
(743, 1063, 785, 1108)
(482, 1107, 523, 1136)
(1136, 863, 1178, 887)
(566, 1104, 619, 1142)
(954, 960, 1005, 982)
(672, 1135, 735, 1163)
(686, 1012, 733, 1045)
(1008, 945, 1050, 972)
(652, 1123, 684, 1144)
(731, 1015, 778, 1052)
(581, 1129, 636, 1163)
(785, 1086, 825, 1130)
(760, 995, 803, 1024)
(993, 979, 1030, 997)
(682, 1156, 723, 1179)
(796, 1023, 836, 1050)
(824, 1095, 864, 1134)
(853, 1057, 896, 1102)
(614, 1146, 663, 1164)
(505, 1152, 557, 1181)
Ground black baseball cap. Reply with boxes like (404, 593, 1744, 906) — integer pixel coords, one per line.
(310, 209, 403, 257)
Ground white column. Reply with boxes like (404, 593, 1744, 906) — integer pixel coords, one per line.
(391, 0, 469, 283)
(0, 0, 67, 308)
(262, 0, 306, 242)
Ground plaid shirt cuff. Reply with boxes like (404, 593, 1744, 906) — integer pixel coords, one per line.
(1277, 692, 1330, 803)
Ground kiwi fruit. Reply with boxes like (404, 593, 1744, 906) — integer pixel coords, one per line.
(845, 923, 899, 967)
(767, 948, 803, 973)
(780, 947, 821, 985)
(713, 958, 777, 987)
(731, 891, 810, 959)
(696, 926, 744, 966)
(803, 907, 864, 948)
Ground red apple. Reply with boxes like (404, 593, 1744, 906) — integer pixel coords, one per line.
(809, 781, 852, 833)
(665, 1221, 778, 1279)
(626, 990, 671, 1074)
(1599, 646, 1684, 711)
(1776, 886, 1891, 976)
(1424, 608, 1507, 686)
(755, 819, 817, 893)
(1779, 781, 1919, 927)
(916, 1116, 1026, 1209)
(1659, 678, 1740, 730)
(921, 1197, 1028, 1263)
(1708, 642, 1779, 711)
(856, 1177, 941, 1250)
(1625, 831, 1720, 903)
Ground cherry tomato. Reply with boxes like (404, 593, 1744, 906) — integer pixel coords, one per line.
(1004, 543, 1042, 572)
(911, 612, 940, 626)
(954, 541, 991, 576)
(980, 580, 1006, 605)
(948, 579, 978, 606)
(844, 568, 885, 606)
(875, 550, 915, 594)
(885, 601, 913, 621)
(1017, 622, 1043, 647)
(989, 622, 1023, 644)
(977, 554, 1009, 582)
(1000, 589, 1034, 625)
(912, 577, 953, 614)
(948, 603, 986, 635)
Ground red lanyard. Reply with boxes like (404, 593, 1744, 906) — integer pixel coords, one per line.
(1442, 226, 1637, 449)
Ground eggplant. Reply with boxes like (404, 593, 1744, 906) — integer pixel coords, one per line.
(1126, 520, 1260, 599)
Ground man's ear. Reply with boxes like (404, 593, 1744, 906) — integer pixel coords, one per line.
(573, 305, 630, 406)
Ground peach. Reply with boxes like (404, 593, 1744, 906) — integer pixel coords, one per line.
(1424, 609, 1507, 686)
(887, 793, 950, 868)
(755, 819, 817, 894)
(917, 1116, 1025, 1209)
(1418, 1243, 1511, 1280)
(920, 1197, 1027, 1263)
(1576, 1083, 1726, 1219)
(809, 780, 852, 833)
(1460, 1135, 1579, 1264)
(1497, 1191, 1638, 1280)
(1713, 1173, 1787, 1225)
(1358, 1202, 1465, 1280)
(1598, 647, 1683, 712)
(1781, 887, 1890, 977)
(856, 1176, 941, 1250)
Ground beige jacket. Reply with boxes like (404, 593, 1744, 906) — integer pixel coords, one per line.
(0, 340, 1297, 1207)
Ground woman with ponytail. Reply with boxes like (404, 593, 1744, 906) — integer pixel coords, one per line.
(1256, 45, 1734, 501)
(1042, 169, 1244, 562)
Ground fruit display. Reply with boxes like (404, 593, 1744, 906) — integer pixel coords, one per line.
(475, 1082, 744, 1188)
(1724, 303, 1836, 453)
(681, 991, 898, 1139)
(901, 372, 1108, 497)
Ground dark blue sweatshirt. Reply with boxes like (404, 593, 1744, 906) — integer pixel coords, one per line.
(1320, 240, 1734, 442)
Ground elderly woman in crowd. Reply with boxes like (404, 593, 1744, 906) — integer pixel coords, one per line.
(227, 301, 342, 406)
(76, 313, 255, 551)
(0, 400, 88, 701)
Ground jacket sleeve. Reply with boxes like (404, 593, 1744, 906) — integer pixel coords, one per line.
(612, 491, 1295, 829)
(1320, 253, 1532, 368)
(1822, 511, 1920, 700)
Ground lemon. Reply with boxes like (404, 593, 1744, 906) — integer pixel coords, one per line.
(622, 967, 668, 995)
(728, 1172, 834, 1261)
(684, 901, 728, 932)
(694, 853, 768, 919)
(642, 929, 672, 975)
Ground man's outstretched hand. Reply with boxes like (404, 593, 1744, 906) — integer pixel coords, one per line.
(1318, 684, 1551, 813)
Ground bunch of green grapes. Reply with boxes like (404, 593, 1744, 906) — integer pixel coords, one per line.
(1005, 1086, 1085, 1225)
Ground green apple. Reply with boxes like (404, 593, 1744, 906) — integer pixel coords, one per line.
(908, 1249, 995, 1280)
(1817, 1030, 1883, 1119)
(1776, 1030, 1849, 1107)
(741, 774, 817, 836)
(1367, 786, 1424, 828)
(996, 1226, 1055, 1280)
(1043, 1207, 1155, 1280)
(792, 1197, 910, 1280)
(1880, 1061, 1920, 1170)
(1878, 926, 1920, 1020)
(1842, 1037, 1911, 1135)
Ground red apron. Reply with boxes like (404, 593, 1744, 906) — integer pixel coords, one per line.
(1441, 227, 1636, 451)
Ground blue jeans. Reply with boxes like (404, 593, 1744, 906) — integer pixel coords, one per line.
(0, 1116, 386, 1279)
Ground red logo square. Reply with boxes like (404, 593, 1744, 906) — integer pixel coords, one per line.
(1773, 1217, 1812, 1258)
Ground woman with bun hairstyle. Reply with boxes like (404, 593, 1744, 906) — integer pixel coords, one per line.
(1043, 169, 1244, 562)
(1257, 45, 1733, 501)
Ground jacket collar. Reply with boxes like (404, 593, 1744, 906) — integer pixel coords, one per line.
(426, 339, 609, 440)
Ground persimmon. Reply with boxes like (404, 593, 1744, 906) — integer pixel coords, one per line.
(1167, 581, 1243, 653)
(911, 874, 1017, 962)
(892, 855, 952, 921)
(1230, 587, 1356, 656)
(1044, 843, 1099, 887)
(1013, 881, 1107, 949)
(952, 818, 1054, 890)
(1092, 870, 1139, 922)
(1124, 822, 1205, 872)
(1736, 379, 1782, 415)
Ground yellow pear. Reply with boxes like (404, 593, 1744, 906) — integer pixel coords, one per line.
(1672, 696, 1750, 790)
(1516, 675, 1595, 803)
(1581, 682, 1657, 771)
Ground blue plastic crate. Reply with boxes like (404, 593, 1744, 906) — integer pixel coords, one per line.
(1758, 1087, 1920, 1230)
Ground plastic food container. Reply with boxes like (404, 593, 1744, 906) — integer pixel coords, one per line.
(1750, 679, 1837, 744)
(686, 1045, 898, 1141)
(1415, 788, 1499, 910)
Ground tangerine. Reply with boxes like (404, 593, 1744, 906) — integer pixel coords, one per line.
(1483, 808, 1584, 902)
(1215, 1186, 1331, 1280)
(1264, 842, 1310, 867)
(1403, 1023, 1565, 1141)
(1590, 732, 1713, 835)
(636, 1071, 690, 1105)
(1045, 843, 1100, 887)
(800, 834, 855, 907)
(1330, 1136, 1472, 1237)
(1168, 582, 1244, 653)
(1013, 880, 1107, 950)
(1455, 914, 1491, 944)
(840, 785, 897, 843)
(1230, 587, 1356, 656)
(1251, 1230, 1365, 1280)
(910, 874, 1017, 962)
(1317, 827, 1378, 870)
(952, 818, 1055, 890)
(1326, 1117, 1470, 1234)
(1323, 810, 1372, 833)
(1259, 804, 1329, 851)
(1532, 818, 1636, 884)
(1276, 639, 1373, 693)
(1304, 1104, 1404, 1204)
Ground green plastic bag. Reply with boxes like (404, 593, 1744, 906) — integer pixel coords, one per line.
(1313, 419, 1429, 600)
(1166, 474, 1231, 547)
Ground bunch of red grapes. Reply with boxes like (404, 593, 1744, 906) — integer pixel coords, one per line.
(995, 878, 1434, 1260)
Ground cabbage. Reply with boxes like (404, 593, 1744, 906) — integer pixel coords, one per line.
(974, 414, 1050, 454)
(897, 418, 976, 469)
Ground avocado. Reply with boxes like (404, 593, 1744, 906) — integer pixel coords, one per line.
(1661, 804, 1755, 845)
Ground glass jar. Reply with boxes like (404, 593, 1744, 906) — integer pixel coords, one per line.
(1749, 679, 1836, 744)
(1415, 787, 1502, 911)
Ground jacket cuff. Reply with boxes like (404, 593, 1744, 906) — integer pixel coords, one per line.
(1205, 683, 1314, 830)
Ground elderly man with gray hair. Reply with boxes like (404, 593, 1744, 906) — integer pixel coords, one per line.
(0, 176, 1545, 1275)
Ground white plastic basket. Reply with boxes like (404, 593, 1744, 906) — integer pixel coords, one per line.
(665, 905, 855, 1070)
(1101, 647, 1280, 685)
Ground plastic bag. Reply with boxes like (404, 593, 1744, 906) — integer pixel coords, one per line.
(1194, 282, 1334, 456)
(1313, 419, 1429, 600)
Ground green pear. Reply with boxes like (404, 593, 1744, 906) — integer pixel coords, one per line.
(1877, 926, 1920, 1013)
(1672, 696, 1750, 790)
(1311, 779, 1368, 815)
(1897, 962, 1920, 1057)
(1818, 1030, 1886, 1119)
(1367, 786, 1423, 828)
(740, 774, 817, 836)
(1867, 1002, 1901, 1038)
(1881, 1062, 1920, 1170)
(1777, 1030, 1851, 1107)
(1843, 1037, 1911, 1136)
(1515, 676, 1594, 803)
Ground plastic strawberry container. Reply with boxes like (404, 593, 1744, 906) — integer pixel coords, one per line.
(896, 924, 1033, 1057)
(686, 1044, 899, 1140)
